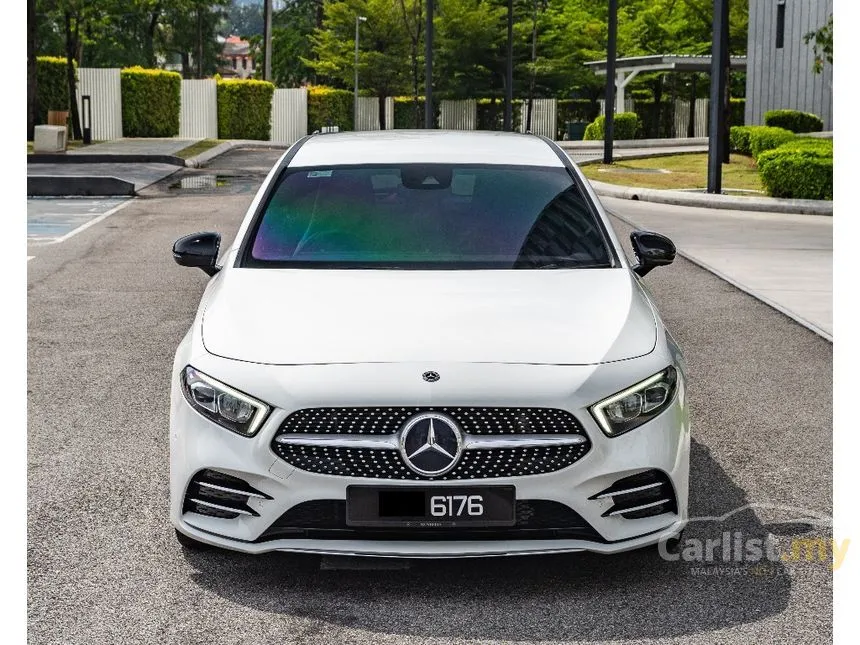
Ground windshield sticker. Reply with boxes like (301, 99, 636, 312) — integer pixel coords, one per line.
(308, 170, 333, 178)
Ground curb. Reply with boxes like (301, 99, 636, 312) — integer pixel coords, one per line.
(608, 209, 833, 343)
(28, 153, 187, 166)
(558, 136, 710, 151)
(27, 175, 136, 197)
(590, 179, 832, 216)
(185, 140, 290, 168)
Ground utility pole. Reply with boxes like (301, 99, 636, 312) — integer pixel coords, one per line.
(263, 0, 273, 81)
(603, 0, 617, 164)
(196, 5, 203, 78)
(424, 0, 434, 128)
(503, 0, 513, 131)
(707, 0, 729, 193)
(354, 15, 366, 129)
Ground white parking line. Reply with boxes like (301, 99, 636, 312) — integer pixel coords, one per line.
(49, 199, 135, 245)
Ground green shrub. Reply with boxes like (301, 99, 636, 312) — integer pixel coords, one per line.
(748, 126, 795, 159)
(757, 146, 832, 200)
(35, 56, 74, 125)
(120, 67, 181, 137)
(217, 78, 275, 139)
(729, 125, 755, 155)
(583, 112, 641, 140)
(632, 99, 674, 139)
(394, 96, 441, 129)
(556, 99, 598, 138)
(730, 98, 745, 125)
(772, 136, 833, 154)
(307, 86, 353, 132)
(764, 109, 824, 133)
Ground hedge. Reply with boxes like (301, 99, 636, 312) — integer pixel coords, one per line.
(764, 109, 824, 133)
(583, 112, 641, 140)
(35, 56, 74, 126)
(217, 78, 275, 140)
(748, 126, 795, 159)
(632, 99, 674, 139)
(475, 98, 522, 131)
(308, 86, 353, 132)
(729, 125, 755, 155)
(556, 99, 599, 138)
(757, 142, 832, 200)
(730, 98, 745, 126)
(120, 67, 181, 137)
(394, 96, 441, 129)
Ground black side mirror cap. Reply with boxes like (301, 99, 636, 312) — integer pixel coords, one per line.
(630, 230, 676, 277)
(173, 232, 221, 277)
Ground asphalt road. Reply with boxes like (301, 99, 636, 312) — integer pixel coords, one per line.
(27, 148, 833, 645)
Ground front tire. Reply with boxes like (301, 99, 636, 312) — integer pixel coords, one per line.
(175, 528, 215, 551)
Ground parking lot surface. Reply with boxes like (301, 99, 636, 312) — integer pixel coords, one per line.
(27, 148, 832, 645)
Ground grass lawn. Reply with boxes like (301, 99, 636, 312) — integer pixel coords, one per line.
(580, 153, 762, 192)
(175, 139, 225, 159)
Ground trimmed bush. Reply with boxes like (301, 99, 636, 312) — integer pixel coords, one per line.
(757, 144, 832, 200)
(748, 126, 795, 159)
(583, 112, 641, 140)
(764, 109, 824, 133)
(217, 78, 275, 140)
(632, 99, 674, 139)
(121, 67, 181, 137)
(307, 86, 353, 132)
(729, 125, 755, 155)
(474, 98, 523, 132)
(730, 98, 745, 125)
(36, 56, 74, 125)
(394, 96, 441, 129)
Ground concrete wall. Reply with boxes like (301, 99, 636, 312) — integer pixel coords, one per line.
(746, 0, 833, 129)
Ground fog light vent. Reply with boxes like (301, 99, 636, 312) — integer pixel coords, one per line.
(590, 470, 677, 519)
(182, 469, 271, 519)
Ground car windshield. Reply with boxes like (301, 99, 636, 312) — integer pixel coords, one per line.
(245, 164, 614, 269)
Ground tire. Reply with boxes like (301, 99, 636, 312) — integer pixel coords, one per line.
(175, 528, 215, 551)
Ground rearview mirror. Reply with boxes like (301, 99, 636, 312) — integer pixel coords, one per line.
(630, 231, 676, 277)
(173, 232, 221, 276)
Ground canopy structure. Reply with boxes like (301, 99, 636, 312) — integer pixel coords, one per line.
(584, 54, 747, 114)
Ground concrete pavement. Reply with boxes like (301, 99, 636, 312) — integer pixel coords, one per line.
(67, 137, 201, 156)
(602, 196, 833, 340)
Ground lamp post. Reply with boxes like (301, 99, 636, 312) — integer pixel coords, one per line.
(603, 0, 617, 164)
(354, 15, 367, 130)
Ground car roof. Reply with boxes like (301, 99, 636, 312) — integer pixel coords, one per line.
(287, 130, 566, 168)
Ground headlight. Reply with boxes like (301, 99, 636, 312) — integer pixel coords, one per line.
(590, 367, 678, 437)
(180, 366, 270, 437)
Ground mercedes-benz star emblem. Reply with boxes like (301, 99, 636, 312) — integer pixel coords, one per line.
(422, 371, 440, 383)
(399, 412, 463, 476)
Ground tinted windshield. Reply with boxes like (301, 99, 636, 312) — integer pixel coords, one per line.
(245, 164, 614, 269)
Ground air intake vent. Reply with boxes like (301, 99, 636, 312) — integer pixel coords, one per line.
(591, 470, 677, 519)
(182, 470, 271, 519)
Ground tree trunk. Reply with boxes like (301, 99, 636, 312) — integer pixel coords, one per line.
(653, 75, 662, 138)
(27, 0, 36, 139)
(181, 52, 191, 79)
(687, 74, 696, 139)
(196, 6, 204, 79)
(146, 5, 161, 68)
(378, 94, 386, 130)
(525, 0, 537, 133)
(64, 12, 82, 140)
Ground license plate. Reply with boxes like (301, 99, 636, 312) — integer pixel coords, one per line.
(346, 485, 516, 528)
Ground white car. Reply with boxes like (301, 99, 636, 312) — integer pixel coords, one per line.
(170, 130, 689, 558)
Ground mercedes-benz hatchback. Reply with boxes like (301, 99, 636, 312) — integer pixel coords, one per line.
(169, 130, 689, 557)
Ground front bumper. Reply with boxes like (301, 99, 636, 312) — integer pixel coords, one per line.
(169, 359, 690, 557)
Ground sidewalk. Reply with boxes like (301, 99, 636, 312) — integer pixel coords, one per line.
(67, 137, 201, 156)
(603, 196, 833, 340)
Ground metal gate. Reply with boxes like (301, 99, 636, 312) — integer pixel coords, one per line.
(180, 79, 217, 139)
(439, 100, 477, 130)
(519, 98, 557, 139)
(271, 88, 308, 144)
(76, 68, 123, 140)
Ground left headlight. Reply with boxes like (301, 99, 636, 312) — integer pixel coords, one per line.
(590, 366, 678, 437)
(180, 366, 270, 437)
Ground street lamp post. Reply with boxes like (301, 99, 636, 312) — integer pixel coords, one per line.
(354, 15, 367, 131)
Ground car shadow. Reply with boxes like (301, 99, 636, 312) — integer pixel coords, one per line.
(181, 439, 795, 642)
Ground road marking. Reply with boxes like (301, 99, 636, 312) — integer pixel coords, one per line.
(48, 199, 134, 245)
(27, 256, 34, 261)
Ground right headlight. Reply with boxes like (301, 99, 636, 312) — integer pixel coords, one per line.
(589, 366, 678, 437)
(180, 366, 270, 437)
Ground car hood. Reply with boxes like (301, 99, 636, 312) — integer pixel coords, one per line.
(201, 269, 657, 365)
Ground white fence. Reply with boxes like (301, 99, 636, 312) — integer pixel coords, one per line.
(180, 80, 217, 139)
(520, 99, 557, 139)
(439, 100, 477, 130)
(271, 88, 308, 144)
(76, 68, 123, 141)
(673, 98, 709, 138)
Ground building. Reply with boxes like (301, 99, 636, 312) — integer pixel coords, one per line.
(745, 0, 832, 129)
(219, 35, 254, 79)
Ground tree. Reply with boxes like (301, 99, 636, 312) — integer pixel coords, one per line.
(159, 0, 230, 78)
(227, 0, 264, 38)
(254, 0, 320, 86)
(28, 0, 37, 140)
(804, 14, 832, 74)
(306, 0, 412, 128)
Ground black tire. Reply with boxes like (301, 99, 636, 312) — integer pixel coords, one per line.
(175, 528, 215, 551)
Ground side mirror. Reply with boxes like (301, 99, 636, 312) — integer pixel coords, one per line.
(173, 232, 221, 276)
(630, 230, 676, 277)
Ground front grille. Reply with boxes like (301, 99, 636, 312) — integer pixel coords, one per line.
(278, 407, 584, 435)
(256, 499, 604, 542)
(183, 470, 271, 519)
(590, 470, 677, 519)
(271, 407, 591, 480)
